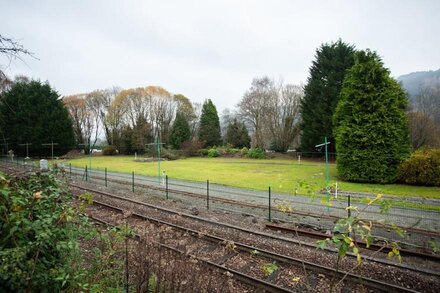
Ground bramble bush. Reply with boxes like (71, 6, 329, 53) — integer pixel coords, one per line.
(398, 148, 440, 186)
(0, 172, 84, 291)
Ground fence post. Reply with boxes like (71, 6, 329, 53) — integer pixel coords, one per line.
(268, 186, 272, 222)
(207, 180, 210, 210)
(166, 175, 169, 200)
(347, 194, 351, 218)
(132, 171, 135, 192)
(69, 163, 72, 176)
(85, 165, 88, 181)
(105, 168, 107, 187)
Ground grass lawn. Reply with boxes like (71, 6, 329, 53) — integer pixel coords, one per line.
(66, 156, 440, 198)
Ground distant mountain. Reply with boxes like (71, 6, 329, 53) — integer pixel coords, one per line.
(397, 69, 440, 102)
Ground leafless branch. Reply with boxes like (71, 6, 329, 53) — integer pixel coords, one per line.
(0, 34, 38, 62)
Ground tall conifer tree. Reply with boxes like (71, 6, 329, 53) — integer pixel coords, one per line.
(300, 40, 355, 154)
(198, 99, 221, 147)
(0, 80, 74, 156)
(169, 112, 191, 149)
(333, 50, 410, 183)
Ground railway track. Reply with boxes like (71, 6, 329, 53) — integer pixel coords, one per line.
(265, 223, 440, 261)
(89, 214, 292, 293)
(69, 183, 440, 292)
(67, 168, 440, 246)
(85, 194, 419, 292)
(1, 164, 439, 268)
(2, 164, 439, 291)
(69, 183, 440, 276)
(4, 161, 440, 244)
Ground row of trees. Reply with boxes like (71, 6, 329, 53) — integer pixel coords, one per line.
(63, 80, 304, 154)
(63, 87, 200, 154)
(2, 34, 438, 184)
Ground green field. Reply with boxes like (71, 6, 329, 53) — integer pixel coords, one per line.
(66, 156, 440, 198)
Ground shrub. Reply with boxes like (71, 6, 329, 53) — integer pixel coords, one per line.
(240, 147, 249, 156)
(0, 173, 82, 291)
(102, 145, 117, 156)
(199, 148, 209, 156)
(247, 148, 265, 159)
(161, 148, 179, 160)
(207, 148, 219, 158)
(181, 140, 205, 157)
(228, 148, 241, 155)
(398, 148, 440, 186)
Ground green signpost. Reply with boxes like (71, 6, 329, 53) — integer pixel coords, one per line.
(315, 137, 331, 211)
(147, 136, 165, 184)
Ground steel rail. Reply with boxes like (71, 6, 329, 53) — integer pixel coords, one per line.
(265, 223, 440, 262)
(88, 210, 292, 293)
(82, 191, 420, 293)
(70, 183, 440, 278)
(69, 168, 440, 238)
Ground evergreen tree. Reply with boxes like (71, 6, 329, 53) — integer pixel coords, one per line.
(0, 80, 74, 156)
(132, 116, 152, 153)
(120, 126, 134, 155)
(225, 119, 251, 148)
(300, 40, 356, 154)
(169, 112, 191, 149)
(333, 50, 410, 183)
(198, 99, 221, 147)
(240, 124, 251, 149)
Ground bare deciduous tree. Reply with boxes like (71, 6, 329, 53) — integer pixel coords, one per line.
(191, 102, 202, 139)
(106, 90, 129, 145)
(220, 108, 237, 140)
(266, 83, 303, 152)
(0, 35, 36, 93)
(147, 86, 176, 143)
(64, 91, 104, 153)
(238, 77, 274, 148)
(408, 83, 440, 149)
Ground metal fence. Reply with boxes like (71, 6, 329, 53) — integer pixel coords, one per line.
(1, 156, 439, 249)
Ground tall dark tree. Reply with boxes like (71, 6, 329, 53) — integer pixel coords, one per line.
(120, 125, 134, 155)
(225, 118, 251, 148)
(333, 50, 410, 183)
(169, 112, 191, 149)
(198, 99, 221, 147)
(300, 40, 356, 154)
(0, 80, 74, 156)
(132, 116, 152, 153)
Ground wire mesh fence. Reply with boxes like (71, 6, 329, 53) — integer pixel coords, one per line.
(1, 156, 439, 249)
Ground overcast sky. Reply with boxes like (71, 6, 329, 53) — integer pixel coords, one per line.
(1, 0, 439, 111)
